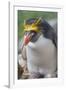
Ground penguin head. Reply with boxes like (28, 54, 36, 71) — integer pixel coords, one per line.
(23, 18, 42, 45)
(23, 17, 52, 45)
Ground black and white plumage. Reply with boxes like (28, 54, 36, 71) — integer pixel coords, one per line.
(21, 18, 57, 78)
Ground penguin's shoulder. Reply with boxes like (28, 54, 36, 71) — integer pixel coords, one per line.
(40, 19, 57, 48)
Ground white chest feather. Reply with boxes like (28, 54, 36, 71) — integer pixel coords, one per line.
(26, 35, 57, 74)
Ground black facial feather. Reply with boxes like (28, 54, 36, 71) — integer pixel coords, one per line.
(25, 31, 38, 42)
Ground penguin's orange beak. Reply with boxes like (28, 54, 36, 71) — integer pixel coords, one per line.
(24, 35, 30, 45)
(24, 31, 35, 45)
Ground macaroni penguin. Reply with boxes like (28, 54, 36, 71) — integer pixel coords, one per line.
(22, 17, 57, 78)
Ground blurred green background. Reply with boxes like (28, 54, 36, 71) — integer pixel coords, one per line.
(18, 10, 57, 41)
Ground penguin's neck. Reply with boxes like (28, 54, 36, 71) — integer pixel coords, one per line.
(27, 34, 52, 49)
